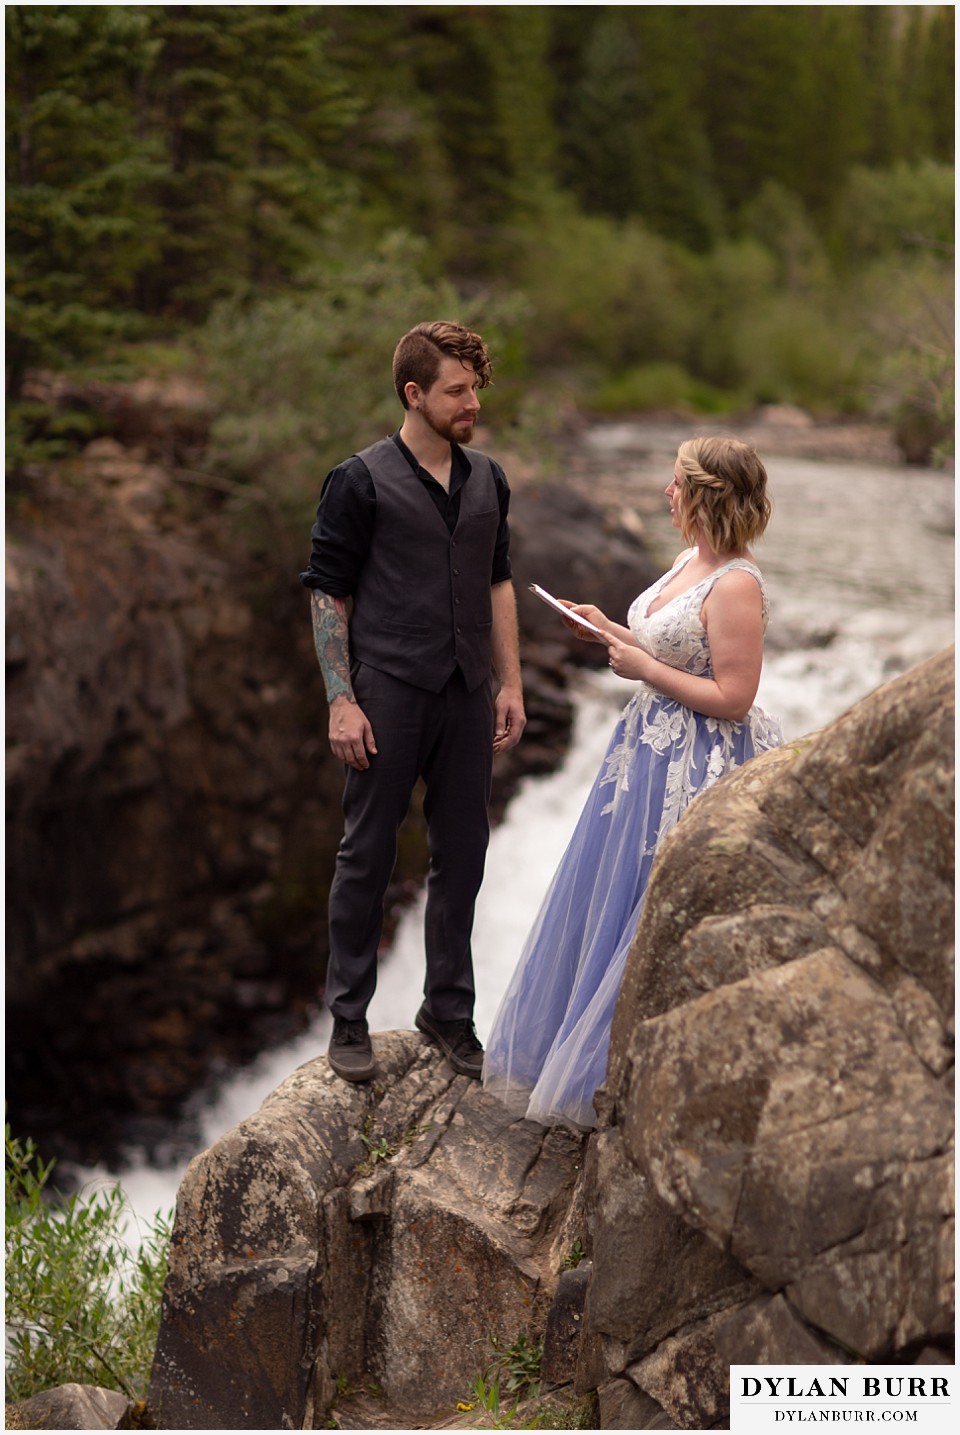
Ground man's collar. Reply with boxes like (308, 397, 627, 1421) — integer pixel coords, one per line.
(391, 430, 469, 486)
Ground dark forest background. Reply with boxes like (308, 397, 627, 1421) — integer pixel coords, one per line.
(6, 2, 955, 503)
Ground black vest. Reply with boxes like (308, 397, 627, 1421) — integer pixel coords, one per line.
(348, 438, 500, 693)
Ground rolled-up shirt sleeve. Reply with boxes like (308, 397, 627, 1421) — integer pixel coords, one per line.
(491, 460, 513, 586)
(299, 457, 376, 596)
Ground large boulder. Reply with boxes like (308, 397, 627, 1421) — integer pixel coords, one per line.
(147, 649, 953, 1429)
(148, 1033, 586, 1429)
(588, 646, 954, 1422)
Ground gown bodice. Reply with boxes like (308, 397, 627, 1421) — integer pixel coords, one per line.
(627, 548, 769, 679)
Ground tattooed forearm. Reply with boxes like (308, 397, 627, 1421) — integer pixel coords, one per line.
(310, 591, 355, 704)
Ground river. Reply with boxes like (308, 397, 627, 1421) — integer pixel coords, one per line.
(79, 436, 955, 1235)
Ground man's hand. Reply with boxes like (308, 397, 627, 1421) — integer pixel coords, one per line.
(329, 695, 378, 771)
(493, 683, 525, 754)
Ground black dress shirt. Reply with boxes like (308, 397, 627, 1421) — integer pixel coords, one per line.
(299, 432, 512, 596)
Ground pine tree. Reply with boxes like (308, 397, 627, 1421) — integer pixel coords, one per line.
(630, 6, 721, 249)
(563, 9, 643, 220)
(911, 5, 955, 163)
(139, 4, 358, 315)
(5, 4, 163, 395)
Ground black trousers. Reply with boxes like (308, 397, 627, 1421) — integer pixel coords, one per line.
(325, 663, 494, 1024)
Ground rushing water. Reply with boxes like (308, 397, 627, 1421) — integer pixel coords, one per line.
(78, 438, 954, 1231)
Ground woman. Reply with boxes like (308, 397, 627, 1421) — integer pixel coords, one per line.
(482, 436, 782, 1129)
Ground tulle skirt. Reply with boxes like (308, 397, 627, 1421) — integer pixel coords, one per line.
(482, 683, 782, 1129)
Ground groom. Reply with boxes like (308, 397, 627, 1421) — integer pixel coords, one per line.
(300, 321, 526, 1082)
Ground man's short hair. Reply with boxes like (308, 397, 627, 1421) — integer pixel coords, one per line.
(393, 321, 493, 407)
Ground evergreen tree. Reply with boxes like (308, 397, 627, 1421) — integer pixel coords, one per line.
(925, 6, 956, 162)
(796, 6, 869, 216)
(5, 4, 162, 396)
(630, 6, 721, 249)
(563, 8, 643, 220)
(474, 4, 557, 206)
(139, 5, 358, 315)
(859, 4, 906, 165)
(316, 3, 558, 272)
(698, 6, 824, 218)
(901, 3, 952, 164)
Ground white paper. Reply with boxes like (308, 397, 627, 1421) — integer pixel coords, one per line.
(529, 584, 607, 638)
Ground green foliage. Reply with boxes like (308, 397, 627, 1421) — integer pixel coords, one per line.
(560, 1238, 585, 1271)
(728, 294, 867, 412)
(6, 401, 110, 480)
(357, 1113, 433, 1175)
(486, 1331, 543, 1403)
(591, 363, 739, 418)
(832, 161, 955, 262)
(5, 4, 164, 394)
(139, 5, 360, 315)
(857, 253, 955, 464)
(198, 229, 532, 528)
(561, 7, 719, 248)
(531, 1394, 600, 1431)
(464, 1371, 542, 1430)
(515, 190, 697, 372)
(4, 4, 955, 453)
(740, 182, 831, 294)
(5, 1125, 172, 1405)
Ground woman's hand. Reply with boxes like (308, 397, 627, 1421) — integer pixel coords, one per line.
(559, 601, 610, 644)
(606, 635, 649, 681)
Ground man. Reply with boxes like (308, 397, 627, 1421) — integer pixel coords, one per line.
(300, 321, 526, 1083)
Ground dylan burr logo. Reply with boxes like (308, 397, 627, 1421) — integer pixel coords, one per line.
(730, 1366, 954, 1433)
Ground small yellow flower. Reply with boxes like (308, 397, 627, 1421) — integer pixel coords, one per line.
(455, 1401, 475, 1412)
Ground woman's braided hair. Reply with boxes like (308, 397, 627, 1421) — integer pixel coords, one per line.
(675, 436, 771, 552)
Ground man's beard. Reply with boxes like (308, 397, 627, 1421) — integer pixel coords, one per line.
(420, 398, 476, 446)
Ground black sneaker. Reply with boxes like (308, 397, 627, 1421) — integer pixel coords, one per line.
(328, 1016, 375, 1082)
(415, 1005, 484, 1079)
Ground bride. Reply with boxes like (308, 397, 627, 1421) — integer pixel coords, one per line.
(482, 435, 783, 1129)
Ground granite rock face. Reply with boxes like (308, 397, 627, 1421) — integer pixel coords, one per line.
(148, 650, 953, 1428)
(148, 1033, 586, 1429)
(591, 646, 954, 1422)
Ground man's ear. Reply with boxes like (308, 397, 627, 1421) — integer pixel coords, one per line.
(404, 381, 421, 410)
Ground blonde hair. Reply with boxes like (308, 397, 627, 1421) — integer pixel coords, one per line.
(675, 436, 771, 551)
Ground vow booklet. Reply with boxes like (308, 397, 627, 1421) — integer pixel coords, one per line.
(529, 584, 607, 638)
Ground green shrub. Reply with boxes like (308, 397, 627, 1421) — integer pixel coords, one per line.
(5, 401, 110, 481)
(832, 160, 955, 261)
(852, 251, 954, 461)
(197, 228, 531, 530)
(728, 292, 867, 411)
(513, 190, 697, 372)
(687, 239, 779, 390)
(591, 360, 739, 415)
(4, 1126, 172, 1405)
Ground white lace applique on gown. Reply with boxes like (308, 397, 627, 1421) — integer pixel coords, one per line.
(482, 549, 783, 1129)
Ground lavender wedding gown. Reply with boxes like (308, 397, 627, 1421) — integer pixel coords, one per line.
(482, 548, 783, 1129)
